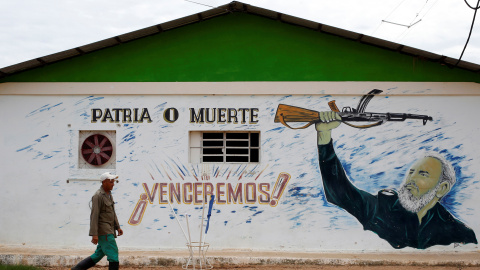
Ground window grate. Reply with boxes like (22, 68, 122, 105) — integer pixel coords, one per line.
(190, 131, 260, 163)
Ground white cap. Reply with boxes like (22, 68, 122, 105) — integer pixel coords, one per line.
(100, 172, 119, 181)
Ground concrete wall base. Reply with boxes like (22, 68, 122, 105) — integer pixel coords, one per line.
(1, 246, 479, 267)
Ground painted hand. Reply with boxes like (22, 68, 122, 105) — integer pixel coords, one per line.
(315, 111, 342, 132)
(316, 111, 341, 145)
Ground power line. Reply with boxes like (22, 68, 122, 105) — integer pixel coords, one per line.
(417, 0, 440, 21)
(396, 27, 410, 42)
(373, 0, 428, 37)
(397, 0, 440, 42)
(385, 0, 408, 21)
(408, 0, 429, 25)
(463, 0, 480, 10)
(372, 0, 407, 36)
(456, 0, 480, 66)
(184, 0, 231, 12)
(184, 0, 216, 9)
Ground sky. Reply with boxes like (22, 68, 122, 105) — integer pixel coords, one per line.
(0, 0, 479, 69)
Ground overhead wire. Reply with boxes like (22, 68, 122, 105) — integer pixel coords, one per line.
(374, 0, 432, 39)
(372, 0, 478, 66)
(371, 0, 408, 36)
(184, 0, 215, 8)
(370, 21, 383, 36)
(395, 0, 427, 42)
(385, 0, 409, 20)
(464, 0, 480, 10)
(455, 0, 480, 66)
(418, 0, 440, 21)
(409, 0, 429, 25)
(183, 0, 231, 12)
(396, 28, 410, 42)
(397, 0, 440, 42)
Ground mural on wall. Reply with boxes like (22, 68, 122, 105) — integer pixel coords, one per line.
(5, 84, 480, 250)
(275, 89, 478, 249)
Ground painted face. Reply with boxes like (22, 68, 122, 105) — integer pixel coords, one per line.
(102, 179, 116, 192)
(403, 157, 442, 198)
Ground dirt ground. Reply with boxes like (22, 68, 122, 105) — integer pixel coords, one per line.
(41, 266, 480, 270)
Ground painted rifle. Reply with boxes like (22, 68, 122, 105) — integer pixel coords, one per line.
(274, 89, 433, 129)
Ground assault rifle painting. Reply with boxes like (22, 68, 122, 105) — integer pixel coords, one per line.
(275, 89, 433, 129)
(275, 90, 477, 249)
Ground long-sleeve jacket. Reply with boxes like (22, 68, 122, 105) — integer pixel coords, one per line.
(318, 140, 477, 249)
(89, 187, 120, 237)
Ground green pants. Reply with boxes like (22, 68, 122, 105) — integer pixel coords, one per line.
(90, 234, 119, 263)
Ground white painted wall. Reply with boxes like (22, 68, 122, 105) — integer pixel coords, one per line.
(1, 82, 479, 252)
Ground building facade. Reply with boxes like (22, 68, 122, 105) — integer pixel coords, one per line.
(1, 2, 479, 252)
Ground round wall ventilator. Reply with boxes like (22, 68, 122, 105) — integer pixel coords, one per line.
(81, 134, 113, 166)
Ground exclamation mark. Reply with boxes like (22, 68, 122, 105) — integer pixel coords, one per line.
(270, 173, 291, 207)
(128, 193, 148, 225)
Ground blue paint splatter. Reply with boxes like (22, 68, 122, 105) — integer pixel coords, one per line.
(27, 103, 63, 117)
(252, 211, 263, 217)
(54, 162, 67, 169)
(58, 221, 71, 229)
(266, 127, 285, 133)
(35, 135, 49, 142)
(155, 102, 168, 109)
(277, 95, 292, 102)
(74, 96, 104, 106)
(122, 132, 136, 143)
(17, 145, 32, 152)
(181, 163, 190, 177)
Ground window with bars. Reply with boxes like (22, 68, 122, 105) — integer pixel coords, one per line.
(190, 131, 260, 163)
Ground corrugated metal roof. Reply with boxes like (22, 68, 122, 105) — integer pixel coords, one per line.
(1, 1, 479, 79)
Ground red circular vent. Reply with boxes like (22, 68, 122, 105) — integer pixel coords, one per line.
(81, 134, 113, 166)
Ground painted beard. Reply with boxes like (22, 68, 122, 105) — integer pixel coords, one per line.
(398, 182, 439, 213)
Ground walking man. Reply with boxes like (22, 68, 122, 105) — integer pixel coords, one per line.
(72, 172, 123, 270)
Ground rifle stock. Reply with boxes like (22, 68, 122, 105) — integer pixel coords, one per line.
(274, 104, 320, 129)
(274, 104, 320, 122)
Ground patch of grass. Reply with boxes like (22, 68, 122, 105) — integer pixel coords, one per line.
(0, 265, 43, 270)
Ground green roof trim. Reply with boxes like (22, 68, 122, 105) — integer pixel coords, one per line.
(1, 11, 479, 83)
